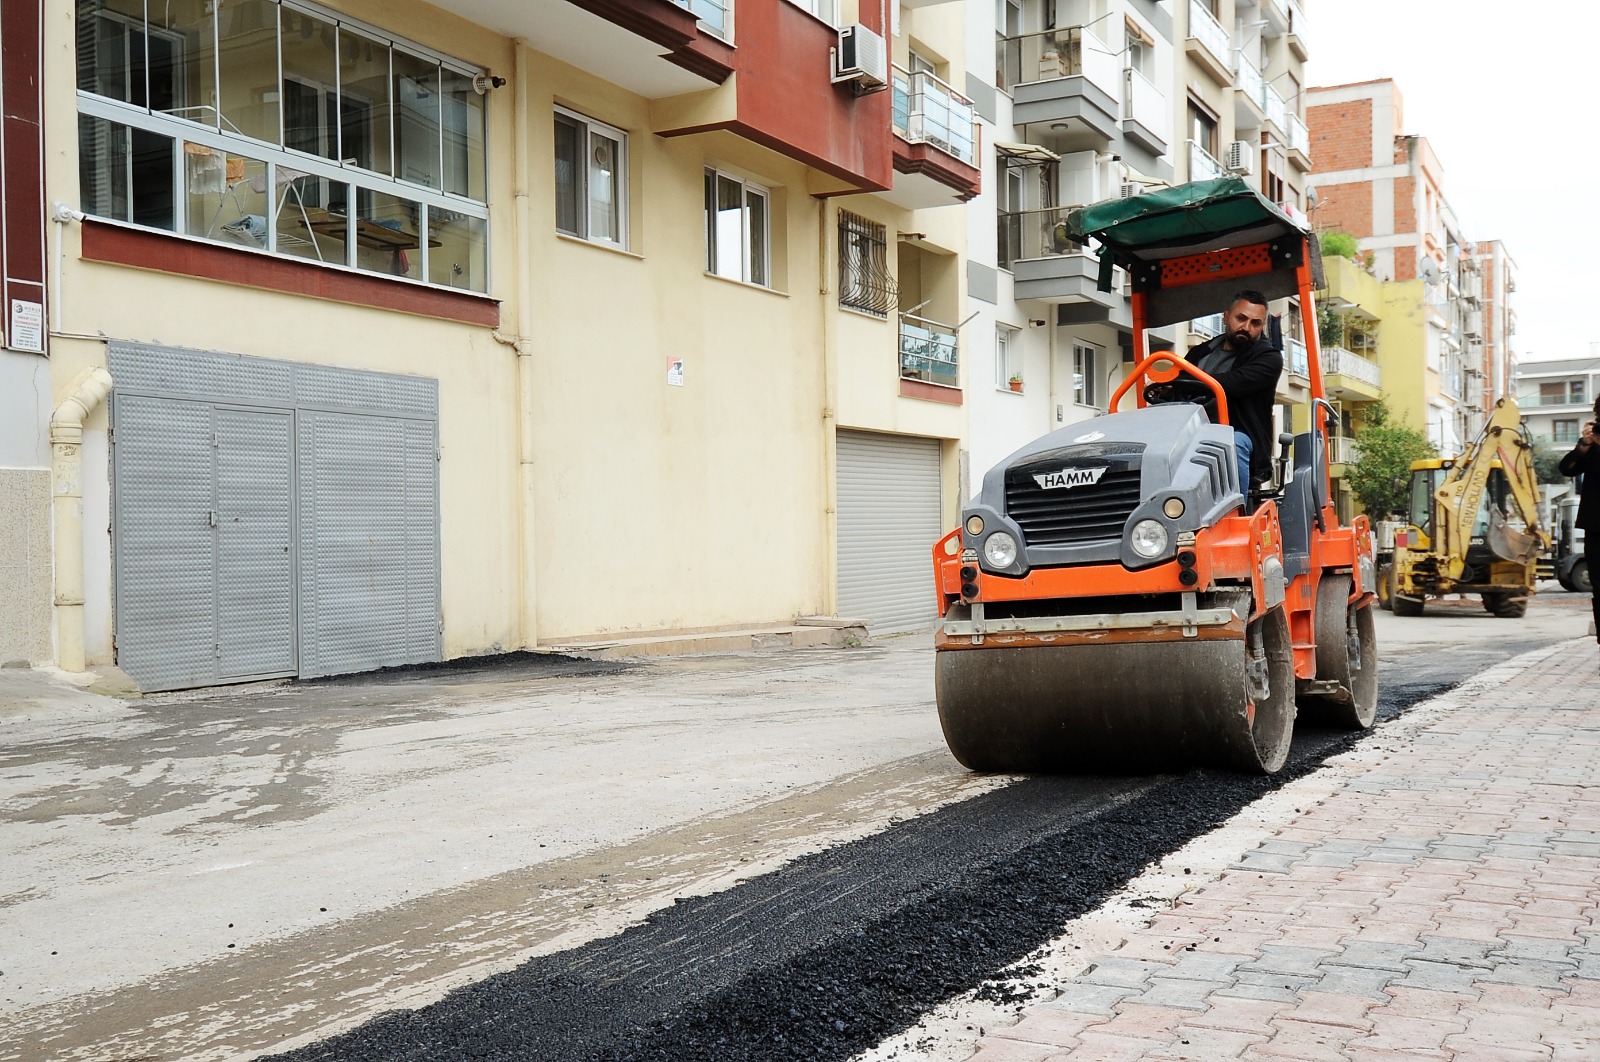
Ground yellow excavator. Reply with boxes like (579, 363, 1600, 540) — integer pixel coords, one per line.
(1384, 397, 1548, 618)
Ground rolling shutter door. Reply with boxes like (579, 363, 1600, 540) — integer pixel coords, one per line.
(836, 430, 943, 631)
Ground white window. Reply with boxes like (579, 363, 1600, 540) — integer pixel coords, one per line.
(997, 326, 1022, 389)
(555, 107, 627, 247)
(705, 168, 771, 287)
(785, 0, 837, 24)
(1073, 343, 1101, 408)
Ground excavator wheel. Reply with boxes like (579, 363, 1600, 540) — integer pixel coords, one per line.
(1376, 563, 1394, 612)
(935, 607, 1297, 775)
(1481, 592, 1528, 619)
(1299, 574, 1378, 729)
(1392, 591, 1425, 617)
(1573, 559, 1592, 595)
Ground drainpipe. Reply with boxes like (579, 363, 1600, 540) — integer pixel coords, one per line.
(512, 41, 539, 648)
(50, 366, 114, 673)
(818, 198, 840, 616)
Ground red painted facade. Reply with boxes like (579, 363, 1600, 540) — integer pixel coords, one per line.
(0, 0, 47, 353)
(658, 0, 894, 194)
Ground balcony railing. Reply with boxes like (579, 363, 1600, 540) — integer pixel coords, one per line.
(997, 26, 1120, 97)
(1235, 51, 1263, 106)
(1286, 112, 1309, 155)
(673, 0, 726, 37)
(1322, 344, 1381, 388)
(1329, 436, 1359, 465)
(891, 66, 977, 165)
(900, 313, 959, 388)
(1191, 312, 1224, 338)
(997, 205, 1085, 269)
(1288, 0, 1307, 36)
(1262, 0, 1290, 28)
(1188, 140, 1228, 182)
(1124, 68, 1167, 136)
(1517, 393, 1590, 408)
(1186, 0, 1231, 72)
(1262, 82, 1287, 130)
(1285, 337, 1309, 377)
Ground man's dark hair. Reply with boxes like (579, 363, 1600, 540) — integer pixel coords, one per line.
(1230, 289, 1269, 310)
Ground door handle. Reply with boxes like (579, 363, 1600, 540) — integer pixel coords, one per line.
(208, 509, 219, 528)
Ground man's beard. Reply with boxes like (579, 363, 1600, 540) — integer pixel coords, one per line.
(1227, 329, 1253, 349)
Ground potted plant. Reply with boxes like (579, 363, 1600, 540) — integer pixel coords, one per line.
(1008, 374, 1024, 393)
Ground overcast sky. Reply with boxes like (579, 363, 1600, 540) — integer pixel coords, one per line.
(1305, 2, 1599, 366)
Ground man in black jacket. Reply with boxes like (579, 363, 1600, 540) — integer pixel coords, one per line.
(1558, 400, 1600, 642)
(1150, 290, 1283, 495)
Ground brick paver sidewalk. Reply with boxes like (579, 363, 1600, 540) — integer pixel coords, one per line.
(971, 641, 1600, 1061)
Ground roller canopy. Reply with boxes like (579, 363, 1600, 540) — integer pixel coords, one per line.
(1064, 177, 1325, 328)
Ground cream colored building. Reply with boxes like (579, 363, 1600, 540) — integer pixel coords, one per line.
(10, 0, 980, 689)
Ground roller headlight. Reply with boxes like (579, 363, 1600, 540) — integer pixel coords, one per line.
(982, 531, 1018, 569)
(1129, 519, 1170, 559)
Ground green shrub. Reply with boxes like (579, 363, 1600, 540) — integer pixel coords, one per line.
(1318, 230, 1359, 260)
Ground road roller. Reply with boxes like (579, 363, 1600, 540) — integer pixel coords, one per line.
(932, 177, 1378, 775)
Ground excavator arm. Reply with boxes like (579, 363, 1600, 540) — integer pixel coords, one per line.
(1433, 397, 1547, 576)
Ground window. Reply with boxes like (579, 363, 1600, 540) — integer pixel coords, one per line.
(1187, 99, 1218, 157)
(996, 326, 1021, 390)
(705, 168, 770, 287)
(75, 0, 489, 292)
(1073, 343, 1100, 408)
(555, 108, 627, 246)
(785, 0, 836, 23)
(838, 211, 891, 316)
(1554, 419, 1580, 444)
(1541, 380, 1586, 406)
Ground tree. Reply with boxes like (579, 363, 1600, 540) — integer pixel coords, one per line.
(1533, 444, 1567, 486)
(1318, 230, 1359, 260)
(1344, 400, 1438, 518)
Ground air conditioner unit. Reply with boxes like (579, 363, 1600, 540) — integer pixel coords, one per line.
(833, 24, 888, 91)
(1225, 140, 1255, 175)
(1120, 181, 1143, 198)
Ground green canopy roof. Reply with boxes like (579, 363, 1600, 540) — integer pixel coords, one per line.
(1064, 177, 1322, 329)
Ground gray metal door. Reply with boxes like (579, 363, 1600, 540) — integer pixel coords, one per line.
(113, 398, 295, 690)
(836, 430, 943, 631)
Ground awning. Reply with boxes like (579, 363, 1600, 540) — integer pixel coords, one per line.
(995, 141, 1059, 164)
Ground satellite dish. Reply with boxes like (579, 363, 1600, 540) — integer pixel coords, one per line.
(1418, 257, 1441, 282)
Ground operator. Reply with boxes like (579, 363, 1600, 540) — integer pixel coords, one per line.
(1146, 290, 1283, 497)
(1557, 397, 1600, 643)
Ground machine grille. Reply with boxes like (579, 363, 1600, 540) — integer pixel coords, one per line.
(1004, 456, 1145, 546)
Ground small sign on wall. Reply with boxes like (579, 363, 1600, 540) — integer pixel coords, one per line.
(666, 356, 684, 387)
(9, 299, 43, 353)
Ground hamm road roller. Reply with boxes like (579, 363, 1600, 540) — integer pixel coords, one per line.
(932, 177, 1378, 775)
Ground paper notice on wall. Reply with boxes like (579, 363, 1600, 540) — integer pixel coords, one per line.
(666, 356, 685, 387)
(9, 299, 43, 353)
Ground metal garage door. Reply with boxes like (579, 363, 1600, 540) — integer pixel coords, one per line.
(836, 430, 944, 631)
(110, 343, 440, 690)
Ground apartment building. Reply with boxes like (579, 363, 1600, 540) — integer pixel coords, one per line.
(1306, 78, 1510, 456)
(0, 0, 981, 687)
(965, 0, 1314, 483)
(1516, 357, 1600, 454)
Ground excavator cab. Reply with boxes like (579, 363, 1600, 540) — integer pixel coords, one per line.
(931, 177, 1379, 776)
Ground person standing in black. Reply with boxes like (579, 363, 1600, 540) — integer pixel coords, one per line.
(1558, 399, 1600, 643)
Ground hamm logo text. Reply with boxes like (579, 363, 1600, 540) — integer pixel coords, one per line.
(1033, 466, 1108, 490)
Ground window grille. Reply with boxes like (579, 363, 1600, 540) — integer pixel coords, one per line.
(838, 211, 895, 317)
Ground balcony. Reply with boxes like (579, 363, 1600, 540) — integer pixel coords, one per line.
(1329, 435, 1359, 466)
(887, 66, 982, 208)
(1186, 0, 1233, 85)
(1260, 0, 1291, 36)
(1322, 344, 1382, 401)
(997, 27, 1121, 141)
(1285, 337, 1309, 377)
(1122, 69, 1169, 154)
(1234, 52, 1265, 130)
(1285, 112, 1311, 169)
(999, 207, 1129, 321)
(1188, 140, 1228, 182)
(900, 314, 960, 389)
(504, 0, 735, 97)
(1191, 312, 1224, 339)
(1287, 0, 1309, 60)
(1262, 82, 1288, 132)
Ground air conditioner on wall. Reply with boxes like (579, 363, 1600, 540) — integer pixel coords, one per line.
(833, 24, 889, 91)
(1120, 181, 1143, 198)
(1225, 140, 1254, 175)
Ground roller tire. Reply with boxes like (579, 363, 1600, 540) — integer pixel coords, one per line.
(1392, 592, 1425, 617)
(1300, 575, 1378, 729)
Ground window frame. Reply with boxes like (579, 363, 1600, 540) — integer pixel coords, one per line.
(996, 325, 1022, 390)
(704, 167, 772, 288)
(554, 106, 629, 249)
(1072, 342, 1101, 409)
(74, 0, 490, 293)
(837, 210, 891, 317)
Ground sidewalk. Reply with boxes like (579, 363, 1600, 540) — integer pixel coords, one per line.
(965, 639, 1600, 1061)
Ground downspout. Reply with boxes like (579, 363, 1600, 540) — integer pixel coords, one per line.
(50, 366, 114, 673)
(511, 41, 539, 648)
(819, 198, 840, 616)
